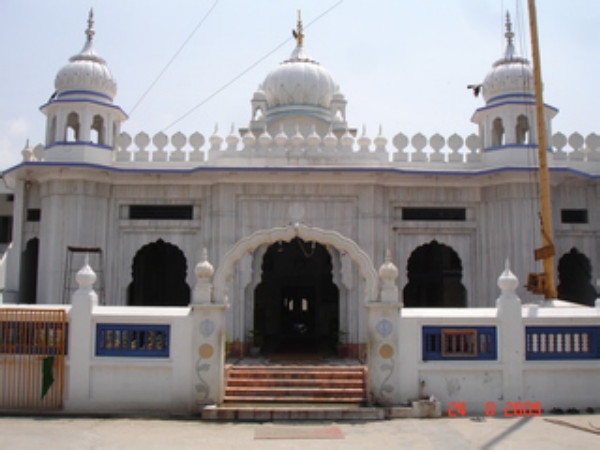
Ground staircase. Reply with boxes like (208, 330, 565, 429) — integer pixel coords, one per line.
(225, 365, 368, 403)
(201, 364, 384, 421)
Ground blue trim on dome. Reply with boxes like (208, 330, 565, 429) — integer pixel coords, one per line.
(483, 144, 552, 152)
(40, 98, 128, 118)
(57, 90, 113, 102)
(46, 141, 113, 151)
(487, 93, 535, 103)
(4, 161, 599, 180)
(476, 100, 558, 113)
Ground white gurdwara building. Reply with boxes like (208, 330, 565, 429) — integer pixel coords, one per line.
(1, 12, 599, 357)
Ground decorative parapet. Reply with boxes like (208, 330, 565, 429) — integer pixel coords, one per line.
(112, 130, 600, 167)
(23, 130, 600, 170)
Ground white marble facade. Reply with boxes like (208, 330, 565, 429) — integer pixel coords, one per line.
(2, 12, 599, 348)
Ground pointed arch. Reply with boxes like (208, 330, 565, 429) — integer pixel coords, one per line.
(127, 239, 190, 306)
(492, 117, 505, 147)
(65, 112, 80, 142)
(403, 240, 467, 307)
(253, 238, 340, 353)
(213, 223, 378, 304)
(19, 238, 39, 304)
(515, 114, 530, 144)
(557, 248, 597, 306)
(91, 114, 105, 145)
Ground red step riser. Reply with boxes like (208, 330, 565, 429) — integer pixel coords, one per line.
(223, 396, 366, 403)
(224, 365, 368, 405)
(227, 379, 364, 388)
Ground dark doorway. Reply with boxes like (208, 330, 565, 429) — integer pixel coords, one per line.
(403, 240, 467, 307)
(127, 239, 190, 306)
(253, 238, 339, 355)
(557, 248, 597, 306)
(19, 238, 39, 304)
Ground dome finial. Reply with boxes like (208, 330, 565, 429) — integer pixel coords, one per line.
(86, 8, 95, 43)
(504, 11, 515, 60)
(292, 10, 304, 47)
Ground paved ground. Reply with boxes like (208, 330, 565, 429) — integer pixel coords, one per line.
(0, 414, 599, 449)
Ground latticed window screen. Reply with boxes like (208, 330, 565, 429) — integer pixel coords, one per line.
(422, 326, 497, 360)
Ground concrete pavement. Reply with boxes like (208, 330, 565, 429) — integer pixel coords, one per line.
(0, 414, 599, 449)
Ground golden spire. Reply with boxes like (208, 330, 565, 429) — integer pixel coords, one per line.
(292, 10, 304, 47)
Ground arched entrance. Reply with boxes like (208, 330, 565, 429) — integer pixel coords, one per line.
(253, 238, 339, 354)
(19, 238, 39, 304)
(557, 248, 597, 306)
(403, 240, 467, 307)
(127, 239, 190, 306)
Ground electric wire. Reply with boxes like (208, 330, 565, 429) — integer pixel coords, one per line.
(160, 0, 345, 132)
(128, 0, 220, 117)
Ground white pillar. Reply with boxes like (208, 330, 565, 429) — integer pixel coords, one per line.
(190, 250, 228, 407)
(366, 251, 403, 406)
(65, 259, 97, 411)
(496, 259, 524, 402)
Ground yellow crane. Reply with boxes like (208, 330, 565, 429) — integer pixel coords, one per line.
(526, 0, 558, 299)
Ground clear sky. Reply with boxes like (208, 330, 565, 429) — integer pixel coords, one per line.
(1, 0, 599, 169)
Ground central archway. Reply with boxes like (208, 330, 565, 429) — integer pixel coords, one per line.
(213, 223, 378, 305)
(254, 238, 339, 354)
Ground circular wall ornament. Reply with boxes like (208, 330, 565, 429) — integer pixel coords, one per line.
(288, 203, 305, 223)
(199, 319, 216, 337)
(379, 344, 394, 359)
(199, 343, 214, 359)
(376, 319, 393, 338)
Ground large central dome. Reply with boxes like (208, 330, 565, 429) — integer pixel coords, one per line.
(261, 46, 340, 108)
(246, 13, 349, 136)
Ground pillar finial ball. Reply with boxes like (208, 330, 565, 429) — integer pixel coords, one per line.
(195, 248, 214, 280)
(497, 259, 518, 293)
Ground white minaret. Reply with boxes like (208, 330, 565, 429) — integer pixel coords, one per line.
(40, 10, 127, 164)
(471, 12, 557, 164)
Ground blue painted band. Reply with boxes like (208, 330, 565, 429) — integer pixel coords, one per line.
(476, 101, 558, 113)
(40, 99, 128, 118)
(46, 141, 113, 151)
(483, 144, 552, 153)
(58, 89, 113, 102)
(4, 161, 599, 180)
(487, 93, 536, 103)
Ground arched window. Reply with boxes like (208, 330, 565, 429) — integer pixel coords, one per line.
(253, 107, 264, 121)
(127, 239, 190, 306)
(403, 240, 467, 307)
(557, 248, 597, 306)
(492, 118, 505, 147)
(91, 115, 105, 145)
(516, 115, 530, 144)
(65, 112, 80, 142)
(19, 238, 39, 304)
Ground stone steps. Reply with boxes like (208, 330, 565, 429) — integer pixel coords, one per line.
(223, 364, 368, 404)
(201, 404, 385, 421)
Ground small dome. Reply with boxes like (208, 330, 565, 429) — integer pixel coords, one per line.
(481, 13, 533, 103)
(482, 58, 533, 102)
(54, 11, 117, 99)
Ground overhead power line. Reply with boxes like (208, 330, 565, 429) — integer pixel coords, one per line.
(128, 0, 220, 117)
(161, 0, 345, 132)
